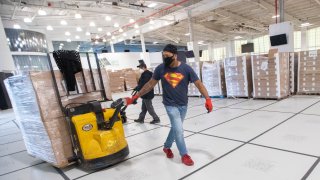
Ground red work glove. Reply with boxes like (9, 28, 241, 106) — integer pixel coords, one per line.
(205, 98, 213, 113)
(125, 95, 139, 105)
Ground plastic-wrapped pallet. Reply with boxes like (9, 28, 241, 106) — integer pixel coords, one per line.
(298, 50, 320, 94)
(5, 72, 73, 168)
(251, 52, 290, 99)
(187, 62, 201, 96)
(224, 56, 253, 97)
(201, 61, 226, 97)
(289, 52, 298, 94)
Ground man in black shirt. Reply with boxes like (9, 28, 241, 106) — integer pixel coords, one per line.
(134, 60, 160, 124)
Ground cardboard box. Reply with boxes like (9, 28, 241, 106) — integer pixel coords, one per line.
(298, 50, 320, 94)
(251, 51, 290, 99)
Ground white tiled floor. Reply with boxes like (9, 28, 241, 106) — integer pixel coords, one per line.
(1, 95, 320, 180)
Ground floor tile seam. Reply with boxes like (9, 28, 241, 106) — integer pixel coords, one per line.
(0, 161, 45, 176)
(54, 167, 71, 180)
(0, 139, 23, 146)
(301, 158, 320, 180)
(0, 150, 27, 158)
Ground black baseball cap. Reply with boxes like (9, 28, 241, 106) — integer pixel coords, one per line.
(137, 59, 146, 68)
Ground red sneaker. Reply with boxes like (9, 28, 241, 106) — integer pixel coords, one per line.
(163, 148, 174, 158)
(181, 154, 194, 166)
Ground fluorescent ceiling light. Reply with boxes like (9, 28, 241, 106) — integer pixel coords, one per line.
(89, 22, 95, 27)
(114, 23, 119, 28)
(198, 41, 204, 44)
(135, 30, 139, 34)
(46, 25, 53, 31)
(24, 17, 32, 23)
(129, 19, 135, 23)
(300, 22, 312, 27)
(76, 27, 82, 31)
(134, 24, 139, 29)
(153, 41, 158, 44)
(75, 13, 82, 19)
(60, 43, 64, 46)
(13, 24, 21, 29)
(60, 20, 67, 25)
(150, 20, 155, 24)
(118, 38, 123, 42)
(103, 39, 107, 42)
(148, 3, 157, 8)
(65, 31, 71, 36)
(105, 16, 111, 21)
(272, 15, 280, 18)
(98, 27, 102, 32)
(38, 9, 46, 16)
(95, 40, 99, 44)
(95, 35, 99, 39)
(149, 26, 154, 30)
(119, 28, 123, 32)
(107, 32, 111, 36)
(123, 33, 127, 37)
(75, 35, 80, 39)
(85, 32, 90, 36)
(67, 39, 71, 42)
(234, 36, 242, 39)
(185, 33, 190, 36)
(111, 36, 115, 39)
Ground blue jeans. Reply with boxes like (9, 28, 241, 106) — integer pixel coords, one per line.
(164, 105, 188, 156)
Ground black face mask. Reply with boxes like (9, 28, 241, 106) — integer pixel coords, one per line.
(163, 55, 174, 67)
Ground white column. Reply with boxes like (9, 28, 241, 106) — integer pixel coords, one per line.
(301, 27, 308, 51)
(187, 9, 200, 62)
(140, 30, 149, 63)
(110, 42, 115, 53)
(0, 18, 15, 71)
(208, 42, 214, 61)
(226, 40, 235, 58)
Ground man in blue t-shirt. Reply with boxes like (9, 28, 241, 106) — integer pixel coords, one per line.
(126, 44, 213, 166)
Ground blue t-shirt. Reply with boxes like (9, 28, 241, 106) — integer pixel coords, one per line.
(153, 63, 199, 106)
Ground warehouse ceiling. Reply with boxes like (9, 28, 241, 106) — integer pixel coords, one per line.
(144, 0, 320, 45)
(0, 0, 320, 46)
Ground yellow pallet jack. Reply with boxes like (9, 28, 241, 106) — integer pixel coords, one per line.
(65, 99, 129, 170)
(48, 51, 131, 170)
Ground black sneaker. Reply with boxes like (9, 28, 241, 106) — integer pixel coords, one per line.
(134, 119, 144, 123)
(150, 119, 160, 124)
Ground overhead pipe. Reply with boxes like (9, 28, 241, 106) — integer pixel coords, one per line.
(105, 0, 190, 38)
(279, 0, 284, 22)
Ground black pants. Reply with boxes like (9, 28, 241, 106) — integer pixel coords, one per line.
(138, 99, 160, 121)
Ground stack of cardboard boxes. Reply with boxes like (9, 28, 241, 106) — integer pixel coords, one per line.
(5, 70, 109, 168)
(188, 62, 201, 96)
(289, 52, 298, 94)
(224, 56, 252, 97)
(298, 50, 320, 94)
(201, 61, 226, 97)
(57, 69, 112, 100)
(107, 70, 125, 93)
(251, 51, 290, 99)
(123, 69, 138, 91)
(5, 72, 74, 168)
